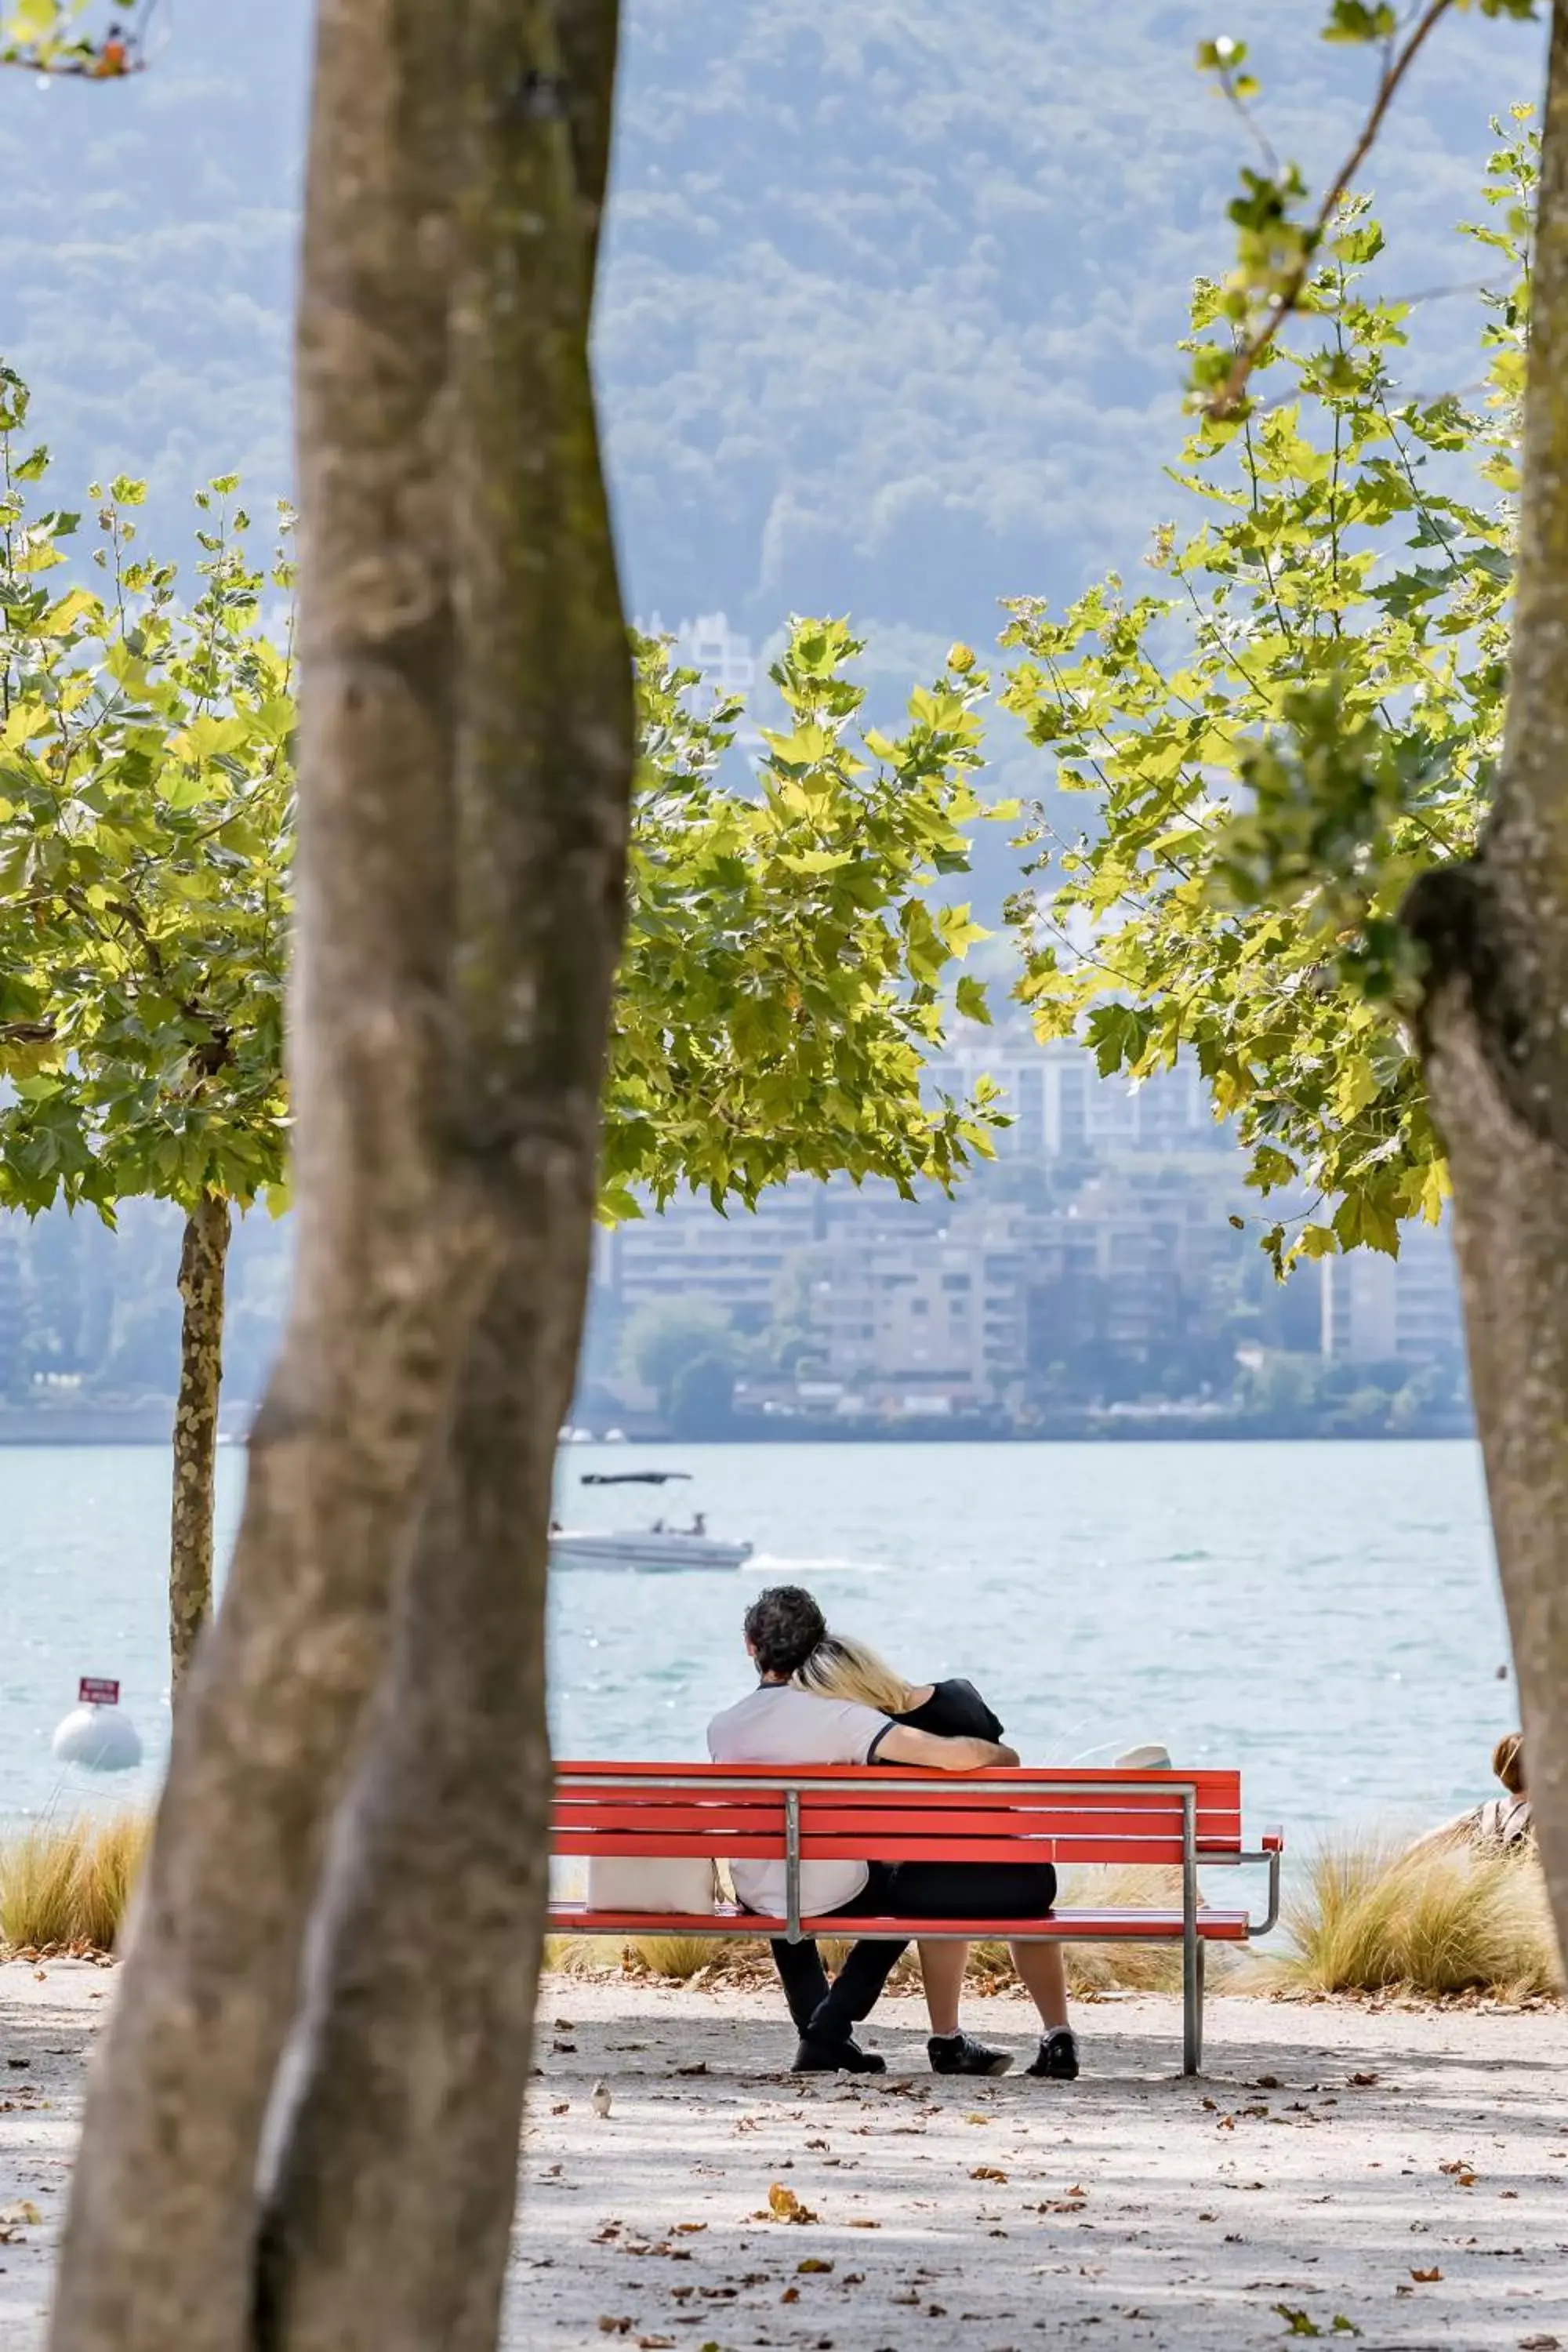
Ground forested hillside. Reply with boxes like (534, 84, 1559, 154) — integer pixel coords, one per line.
(0, 0, 1544, 660)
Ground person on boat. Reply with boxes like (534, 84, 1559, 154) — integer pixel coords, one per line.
(797, 1631, 1077, 2082)
(1407, 1730, 1534, 1859)
(706, 1585, 1069, 2078)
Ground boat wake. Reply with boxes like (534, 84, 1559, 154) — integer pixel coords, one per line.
(748, 1552, 896, 1577)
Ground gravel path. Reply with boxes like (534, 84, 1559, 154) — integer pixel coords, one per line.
(2, 1958, 1565, 2350)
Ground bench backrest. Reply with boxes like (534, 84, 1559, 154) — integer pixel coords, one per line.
(553, 1762, 1243, 1870)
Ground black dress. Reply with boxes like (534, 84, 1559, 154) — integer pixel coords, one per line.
(878, 1675, 1057, 1923)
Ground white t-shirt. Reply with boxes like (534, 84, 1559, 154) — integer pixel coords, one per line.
(706, 1682, 894, 1918)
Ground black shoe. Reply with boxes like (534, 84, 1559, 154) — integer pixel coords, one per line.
(927, 2031, 1014, 2078)
(1026, 2027, 1080, 2080)
(792, 2033, 887, 2074)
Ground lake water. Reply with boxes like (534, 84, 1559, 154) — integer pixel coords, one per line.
(0, 1439, 1513, 1854)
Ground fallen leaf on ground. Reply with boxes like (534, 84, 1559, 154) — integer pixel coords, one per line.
(672, 2223, 706, 2234)
(1254, 2074, 1281, 2089)
(964, 2112, 990, 2125)
(551, 2102, 570, 2116)
(637, 2336, 675, 2347)
(768, 2183, 817, 2224)
(1330, 2323, 1360, 2338)
(797, 2258, 833, 2274)
(1410, 2267, 1443, 2284)
(674, 2063, 708, 2077)
(780, 2286, 799, 2303)
(971, 2166, 1008, 2183)
(0, 2205, 42, 2227)
(1273, 2310, 1321, 2339)
(1348, 2071, 1378, 2088)
(597, 2321, 632, 2337)
(846, 2219, 880, 2229)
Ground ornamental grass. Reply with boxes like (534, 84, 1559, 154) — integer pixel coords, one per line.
(0, 1810, 151, 1953)
(1262, 1837, 1561, 2002)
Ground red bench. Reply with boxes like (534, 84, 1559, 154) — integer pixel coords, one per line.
(550, 1762, 1282, 2074)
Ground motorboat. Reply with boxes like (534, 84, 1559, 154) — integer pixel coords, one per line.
(550, 1468, 753, 1573)
(550, 1526, 753, 1573)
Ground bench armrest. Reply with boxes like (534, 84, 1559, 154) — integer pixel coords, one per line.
(1200, 1838, 1283, 1938)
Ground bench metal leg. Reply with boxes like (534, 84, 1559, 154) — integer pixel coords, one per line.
(1183, 1942, 1205, 2076)
(1181, 1788, 1202, 2075)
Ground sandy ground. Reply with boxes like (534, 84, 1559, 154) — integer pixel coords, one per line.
(2, 1959, 1566, 2351)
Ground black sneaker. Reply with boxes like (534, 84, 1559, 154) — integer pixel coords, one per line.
(927, 2031, 1014, 2078)
(792, 2034, 887, 2074)
(1026, 2027, 1080, 2081)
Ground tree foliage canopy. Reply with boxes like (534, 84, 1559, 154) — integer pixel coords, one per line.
(0, 371, 1003, 1235)
(1002, 118, 1534, 1272)
(615, 619, 1004, 1218)
(0, 367, 292, 1221)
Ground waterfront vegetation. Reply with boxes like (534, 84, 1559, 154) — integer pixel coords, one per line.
(0, 1811, 151, 1953)
(535, 1849, 1560, 2006)
(4, 1813, 1555, 2002)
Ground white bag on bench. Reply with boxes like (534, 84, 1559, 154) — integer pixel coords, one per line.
(586, 1855, 717, 1915)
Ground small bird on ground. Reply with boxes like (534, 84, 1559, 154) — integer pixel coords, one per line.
(590, 2078, 612, 2118)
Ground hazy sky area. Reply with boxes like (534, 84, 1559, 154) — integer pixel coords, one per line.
(0, 2, 1549, 676)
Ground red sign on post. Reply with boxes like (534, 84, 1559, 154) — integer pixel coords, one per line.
(78, 1677, 120, 1708)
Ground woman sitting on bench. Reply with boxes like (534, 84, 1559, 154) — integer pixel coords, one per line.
(797, 1631, 1078, 2082)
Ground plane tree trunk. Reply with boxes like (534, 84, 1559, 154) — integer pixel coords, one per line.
(169, 1193, 231, 1697)
(253, 2, 632, 2344)
(47, 2, 510, 2345)
(1406, 0, 1568, 1957)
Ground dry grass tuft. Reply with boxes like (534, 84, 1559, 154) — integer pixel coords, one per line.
(71, 1812, 152, 1951)
(1262, 1837, 1562, 2002)
(0, 1811, 151, 1952)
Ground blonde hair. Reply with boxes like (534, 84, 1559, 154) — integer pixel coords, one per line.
(1493, 1731, 1526, 1795)
(795, 1632, 914, 1716)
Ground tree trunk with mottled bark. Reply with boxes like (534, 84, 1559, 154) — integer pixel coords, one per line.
(252, 7, 631, 2343)
(47, 2, 521, 2347)
(169, 1195, 231, 1696)
(1406, 0, 1568, 1958)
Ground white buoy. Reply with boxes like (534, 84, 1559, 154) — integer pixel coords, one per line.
(52, 1677, 143, 1773)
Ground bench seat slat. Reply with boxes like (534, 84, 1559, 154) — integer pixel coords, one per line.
(546, 1903, 1253, 1943)
(554, 1836, 1199, 1864)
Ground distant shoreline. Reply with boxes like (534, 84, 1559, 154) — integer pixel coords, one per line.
(0, 1408, 1476, 1446)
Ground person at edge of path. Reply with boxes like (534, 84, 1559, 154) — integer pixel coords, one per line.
(1407, 1730, 1534, 1860)
(706, 1584, 1056, 2077)
(797, 1631, 1078, 2084)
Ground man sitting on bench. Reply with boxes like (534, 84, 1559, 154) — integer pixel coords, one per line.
(707, 1584, 1061, 2074)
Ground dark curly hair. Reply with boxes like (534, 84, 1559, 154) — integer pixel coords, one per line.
(744, 1584, 826, 1679)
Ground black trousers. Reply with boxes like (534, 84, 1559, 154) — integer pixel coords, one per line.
(764, 1858, 1058, 2045)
